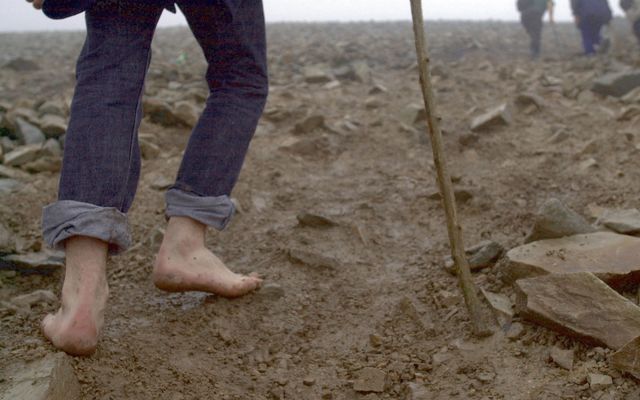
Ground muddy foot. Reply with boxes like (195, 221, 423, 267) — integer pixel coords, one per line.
(42, 236, 109, 356)
(153, 217, 262, 298)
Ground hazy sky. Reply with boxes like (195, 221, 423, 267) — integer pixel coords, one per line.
(2, 0, 626, 32)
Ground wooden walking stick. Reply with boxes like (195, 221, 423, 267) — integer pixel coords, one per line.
(409, 0, 496, 337)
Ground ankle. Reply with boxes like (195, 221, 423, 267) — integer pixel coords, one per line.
(163, 217, 207, 252)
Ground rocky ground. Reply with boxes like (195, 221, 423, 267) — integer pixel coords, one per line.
(1, 19, 640, 399)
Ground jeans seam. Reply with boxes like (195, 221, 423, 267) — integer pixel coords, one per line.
(119, 49, 151, 211)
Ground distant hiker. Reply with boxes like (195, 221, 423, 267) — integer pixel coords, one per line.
(517, 0, 555, 58)
(620, 0, 640, 46)
(25, 0, 267, 356)
(571, 0, 613, 55)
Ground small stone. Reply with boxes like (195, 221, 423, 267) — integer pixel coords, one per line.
(11, 290, 57, 309)
(506, 322, 525, 341)
(550, 347, 574, 370)
(369, 83, 388, 95)
(302, 377, 315, 386)
(592, 70, 640, 98)
(476, 372, 495, 383)
(369, 334, 382, 348)
(150, 175, 173, 190)
(23, 157, 62, 174)
(437, 290, 459, 308)
(515, 92, 546, 110)
(14, 117, 45, 145)
(296, 212, 336, 228)
(38, 100, 66, 117)
(41, 138, 62, 158)
(404, 383, 431, 400)
(304, 65, 333, 84)
(524, 198, 596, 243)
(0, 137, 16, 153)
(140, 138, 161, 160)
(287, 248, 339, 269)
(39, 115, 67, 138)
(598, 209, 640, 235)
(587, 373, 613, 391)
(2, 57, 40, 71)
(0, 222, 14, 252)
(467, 241, 504, 270)
(144, 98, 179, 126)
(293, 115, 325, 135)
(3, 144, 42, 167)
(0, 179, 22, 194)
(0, 353, 80, 400)
(427, 187, 473, 204)
(481, 289, 513, 326)
(1, 252, 64, 275)
(322, 80, 341, 90)
(399, 104, 426, 126)
(365, 97, 382, 109)
(258, 283, 285, 300)
(174, 101, 199, 128)
(611, 336, 640, 378)
(353, 367, 385, 393)
(470, 103, 512, 132)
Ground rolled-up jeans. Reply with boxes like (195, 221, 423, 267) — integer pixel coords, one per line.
(42, 0, 268, 254)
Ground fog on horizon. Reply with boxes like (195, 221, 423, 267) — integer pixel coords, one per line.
(2, 0, 627, 32)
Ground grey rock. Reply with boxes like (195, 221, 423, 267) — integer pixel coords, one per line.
(0, 353, 80, 400)
(515, 272, 640, 349)
(37, 100, 67, 117)
(587, 373, 613, 391)
(24, 157, 62, 174)
(293, 115, 325, 135)
(0, 179, 23, 194)
(550, 347, 574, 370)
(150, 175, 173, 190)
(598, 209, 640, 235)
(505, 232, 640, 288)
(41, 138, 62, 158)
(0, 222, 14, 253)
(258, 283, 285, 300)
(0, 137, 16, 153)
(287, 248, 339, 269)
(444, 240, 504, 273)
(304, 65, 333, 84)
(470, 103, 512, 132)
(399, 104, 426, 126)
(351, 61, 372, 83)
(481, 289, 513, 326)
(515, 92, 546, 110)
(611, 336, 640, 379)
(174, 101, 199, 128)
(524, 198, 596, 243)
(15, 117, 45, 145)
(592, 70, 640, 98)
(506, 322, 525, 340)
(3, 144, 42, 167)
(353, 367, 385, 393)
(296, 212, 336, 228)
(1, 252, 64, 275)
(11, 290, 57, 309)
(39, 115, 67, 138)
(2, 57, 40, 72)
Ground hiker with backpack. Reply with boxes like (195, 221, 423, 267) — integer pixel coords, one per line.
(621, 0, 640, 45)
(518, 0, 555, 59)
(571, 0, 613, 55)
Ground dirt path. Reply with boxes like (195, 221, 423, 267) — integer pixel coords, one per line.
(1, 21, 640, 399)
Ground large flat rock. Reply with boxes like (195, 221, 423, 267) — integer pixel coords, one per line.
(515, 272, 640, 349)
(0, 353, 80, 400)
(592, 70, 640, 98)
(504, 232, 640, 288)
(611, 336, 640, 379)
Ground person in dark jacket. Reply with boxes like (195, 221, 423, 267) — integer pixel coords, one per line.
(571, 0, 613, 54)
(621, 0, 640, 45)
(25, 0, 268, 356)
(518, 0, 555, 58)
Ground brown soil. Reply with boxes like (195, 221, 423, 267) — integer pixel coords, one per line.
(1, 20, 640, 399)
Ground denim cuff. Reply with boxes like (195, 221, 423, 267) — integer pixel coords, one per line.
(165, 188, 235, 230)
(42, 200, 132, 255)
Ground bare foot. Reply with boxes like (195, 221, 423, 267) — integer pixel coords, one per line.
(153, 217, 262, 298)
(42, 236, 109, 356)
